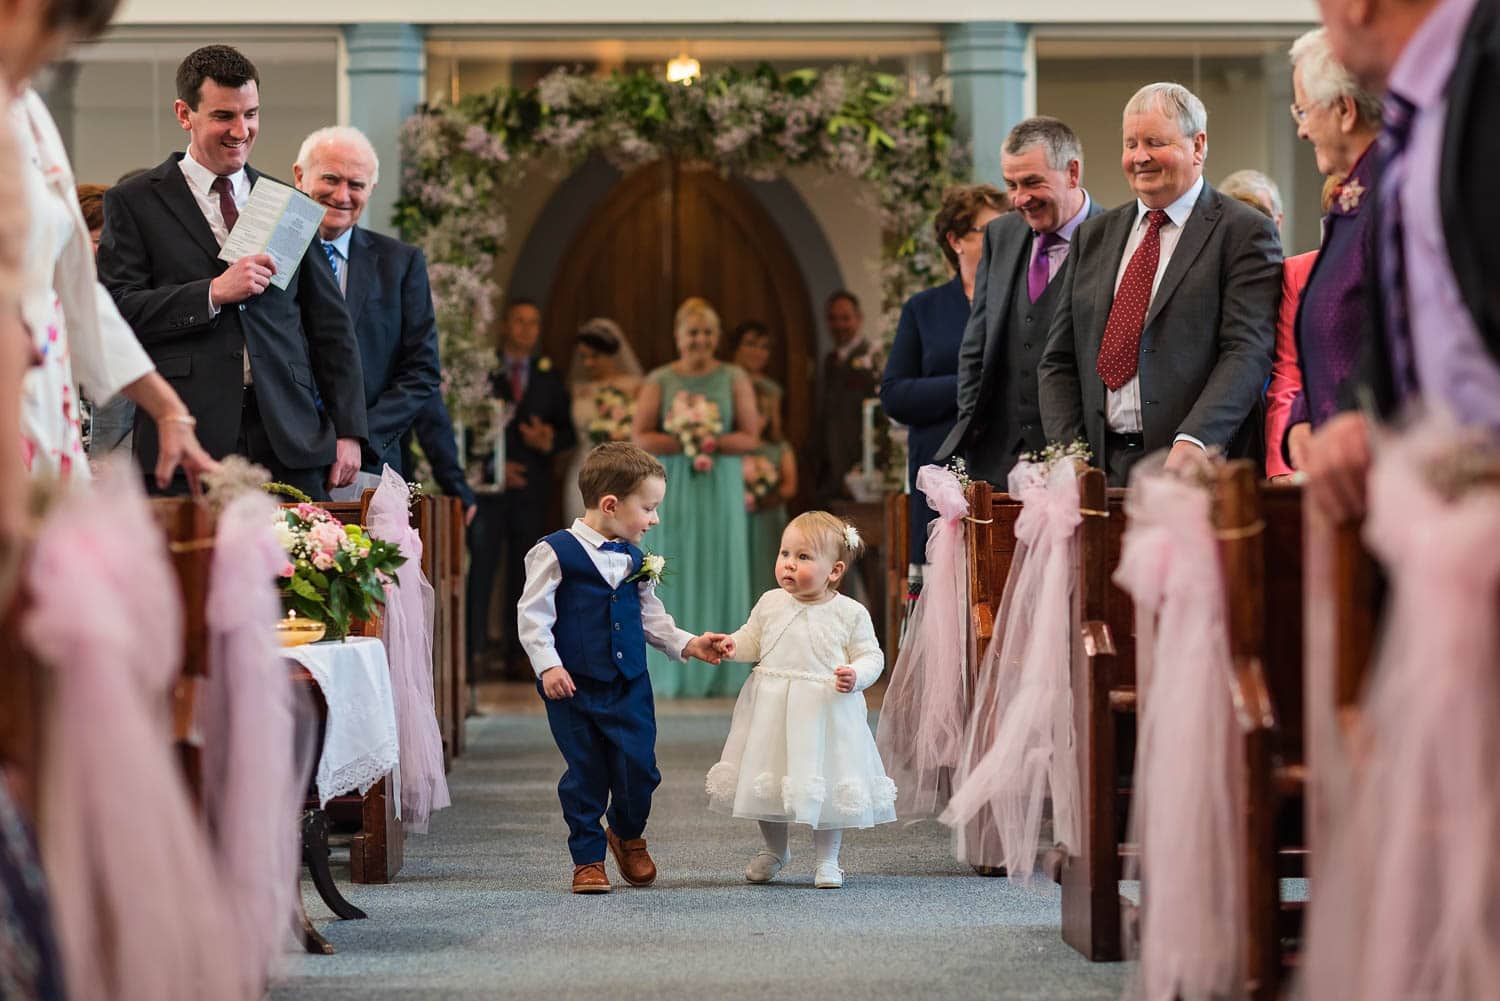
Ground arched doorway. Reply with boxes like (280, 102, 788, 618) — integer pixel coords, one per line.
(543, 159, 816, 449)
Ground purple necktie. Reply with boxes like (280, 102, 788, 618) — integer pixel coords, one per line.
(1375, 90, 1418, 401)
(1027, 231, 1062, 303)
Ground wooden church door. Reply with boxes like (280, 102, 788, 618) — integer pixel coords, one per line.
(543, 159, 816, 450)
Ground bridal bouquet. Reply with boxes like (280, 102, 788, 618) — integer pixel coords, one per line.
(663, 390, 724, 474)
(587, 385, 636, 444)
(274, 503, 407, 640)
(743, 453, 782, 511)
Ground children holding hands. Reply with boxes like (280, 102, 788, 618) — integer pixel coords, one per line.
(518, 442, 730, 893)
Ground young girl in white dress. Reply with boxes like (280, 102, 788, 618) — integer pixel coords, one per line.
(706, 511, 896, 888)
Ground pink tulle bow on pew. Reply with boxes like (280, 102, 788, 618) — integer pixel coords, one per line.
(940, 458, 1081, 880)
(1296, 416, 1500, 1001)
(22, 462, 250, 1001)
(201, 489, 315, 988)
(367, 466, 451, 833)
(876, 464, 973, 819)
(1115, 461, 1244, 1001)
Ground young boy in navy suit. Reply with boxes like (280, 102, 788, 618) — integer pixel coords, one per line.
(517, 442, 728, 893)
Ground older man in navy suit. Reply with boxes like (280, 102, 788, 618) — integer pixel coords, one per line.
(293, 125, 440, 485)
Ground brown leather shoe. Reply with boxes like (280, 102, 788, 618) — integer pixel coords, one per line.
(571, 862, 610, 894)
(606, 828, 657, 886)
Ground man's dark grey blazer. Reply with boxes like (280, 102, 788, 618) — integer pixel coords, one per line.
(937, 200, 1106, 484)
(342, 226, 441, 473)
(97, 154, 367, 482)
(1037, 181, 1282, 470)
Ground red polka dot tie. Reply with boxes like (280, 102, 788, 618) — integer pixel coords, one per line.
(1096, 209, 1168, 391)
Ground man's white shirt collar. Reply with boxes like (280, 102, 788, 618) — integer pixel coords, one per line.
(322, 226, 353, 260)
(835, 336, 868, 363)
(1134, 174, 1204, 230)
(181, 146, 247, 199)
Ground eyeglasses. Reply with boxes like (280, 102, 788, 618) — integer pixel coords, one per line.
(1288, 103, 1309, 125)
(966, 225, 986, 235)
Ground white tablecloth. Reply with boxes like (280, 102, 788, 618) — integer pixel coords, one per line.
(284, 636, 401, 811)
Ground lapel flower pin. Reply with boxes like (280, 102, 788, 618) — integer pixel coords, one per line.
(629, 551, 669, 586)
(1337, 177, 1364, 213)
(536, 356, 553, 373)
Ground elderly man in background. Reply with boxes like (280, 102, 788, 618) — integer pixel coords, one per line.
(938, 116, 1102, 487)
(293, 125, 440, 494)
(1303, 0, 1500, 520)
(1038, 82, 1283, 485)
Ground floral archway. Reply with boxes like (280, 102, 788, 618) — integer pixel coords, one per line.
(396, 64, 969, 427)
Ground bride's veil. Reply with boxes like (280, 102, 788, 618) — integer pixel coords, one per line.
(569, 317, 643, 385)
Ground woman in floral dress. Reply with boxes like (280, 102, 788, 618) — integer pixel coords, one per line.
(632, 297, 761, 697)
(563, 318, 642, 523)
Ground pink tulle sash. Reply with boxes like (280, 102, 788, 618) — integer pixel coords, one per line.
(875, 464, 972, 818)
(1296, 416, 1500, 1001)
(201, 489, 314, 987)
(1115, 461, 1244, 1001)
(367, 466, 451, 833)
(22, 462, 249, 1001)
(939, 459, 1081, 879)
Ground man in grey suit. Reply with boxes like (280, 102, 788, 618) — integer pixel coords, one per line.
(1038, 82, 1282, 485)
(937, 116, 1103, 486)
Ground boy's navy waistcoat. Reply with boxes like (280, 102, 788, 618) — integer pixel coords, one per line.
(544, 530, 647, 682)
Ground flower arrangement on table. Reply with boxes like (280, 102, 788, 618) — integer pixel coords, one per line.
(663, 390, 723, 474)
(273, 503, 407, 640)
(587, 385, 636, 444)
(743, 453, 782, 512)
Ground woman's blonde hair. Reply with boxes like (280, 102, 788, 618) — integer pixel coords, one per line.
(675, 296, 720, 334)
(786, 510, 864, 590)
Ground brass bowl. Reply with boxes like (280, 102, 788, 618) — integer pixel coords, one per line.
(276, 615, 326, 647)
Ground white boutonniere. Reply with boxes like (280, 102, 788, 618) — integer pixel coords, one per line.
(628, 551, 669, 586)
(1337, 177, 1364, 213)
(536, 356, 553, 373)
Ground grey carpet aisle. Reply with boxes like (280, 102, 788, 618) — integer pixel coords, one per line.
(272, 706, 1130, 1001)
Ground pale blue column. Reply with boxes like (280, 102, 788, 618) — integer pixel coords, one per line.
(344, 23, 425, 237)
(943, 22, 1031, 188)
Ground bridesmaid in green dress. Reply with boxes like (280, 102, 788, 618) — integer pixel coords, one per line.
(632, 297, 761, 697)
(743, 385, 797, 598)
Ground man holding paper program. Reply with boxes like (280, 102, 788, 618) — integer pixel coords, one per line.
(98, 44, 367, 499)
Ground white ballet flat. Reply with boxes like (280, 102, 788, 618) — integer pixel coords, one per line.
(745, 849, 791, 884)
(813, 861, 844, 889)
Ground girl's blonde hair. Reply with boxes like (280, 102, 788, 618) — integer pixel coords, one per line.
(786, 510, 864, 590)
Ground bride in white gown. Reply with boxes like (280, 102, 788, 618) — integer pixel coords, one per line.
(562, 317, 644, 522)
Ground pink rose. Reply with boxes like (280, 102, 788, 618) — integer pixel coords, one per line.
(700, 436, 717, 454)
(295, 503, 325, 523)
(310, 520, 345, 553)
(693, 454, 713, 474)
(278, 561, 295, 578)
(312, 551, 336, 572)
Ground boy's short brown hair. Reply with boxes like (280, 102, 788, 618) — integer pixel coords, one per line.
(578, 442, 666, 508)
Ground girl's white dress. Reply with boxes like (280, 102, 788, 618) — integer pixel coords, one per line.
(706, 589, 897, 830)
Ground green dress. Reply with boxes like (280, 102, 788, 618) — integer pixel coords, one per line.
(646, 363, 754, 698)
(747, 440, 789, 598)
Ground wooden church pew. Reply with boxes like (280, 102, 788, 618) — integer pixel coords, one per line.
(1060, 472, 1135, 962)
(962, 479, 1025, 667)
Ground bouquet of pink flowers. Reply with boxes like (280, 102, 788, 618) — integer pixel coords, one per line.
(743, 453, 782, 511)
(273, 503, 406, 639)
(587, 385, 636, 444)
(663, 390, 724, 474)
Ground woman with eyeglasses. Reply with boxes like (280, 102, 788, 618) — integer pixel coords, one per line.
(1274, 27, 1384, 476)
(878, 184, 1006, 585)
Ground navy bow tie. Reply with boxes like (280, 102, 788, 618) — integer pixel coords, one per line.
(600, 540, 632, 555)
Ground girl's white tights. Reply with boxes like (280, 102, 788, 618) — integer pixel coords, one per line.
(757, 821, 842, 864)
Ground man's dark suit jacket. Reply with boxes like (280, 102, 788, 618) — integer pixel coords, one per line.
(809, 339, 879, 506)
(97, 155, 367, 474)
(1038, 182, 1282, 468)
(342, 226, 441, 473)
(938, 201, 1106, 483)
(479, 356, 576, 501)
(1355, 0, 1500, 416)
